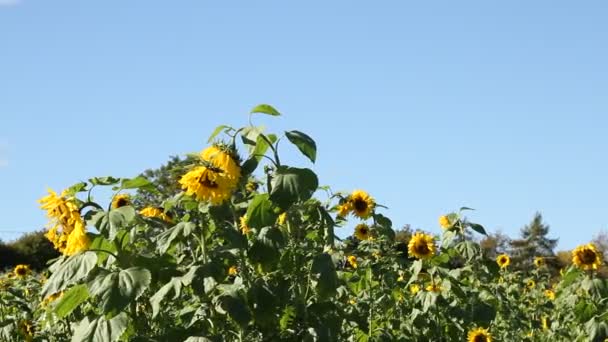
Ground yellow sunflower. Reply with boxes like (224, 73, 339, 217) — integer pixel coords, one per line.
(347, 255, 358, 269)
(18, 320, 33, 341)
(39, 188, 88, 255)
(41, 291, 64, 307)
(63, 220, 90, 256)
(526, 279, 536, 289)
(228, 266, 238, 276)
(544, 289, 555, 300)
(139, 207, 173, 223)
(426, 282, 442, 293)
(496, 254, 510, 269)
(572, 243, 603, 271)
(410, 284, 421, 295)
(438, 215, 453, 229)
(348, 190, 375, 219)
(354, 223, 371, 241)
(277, 212, 287, 225)
(239, 215, 251, 235)
(14, 264, 30, 278)
(200, 145, 241, 186)
(408, 232, 436, 259)
(179, 166, 235, 205)
(467, 327, 492, 342)
(245, 181, 259, 193)
(336, 202, 352, 218)
(112, 194, 130, 209)
(534, 256, 545, 268)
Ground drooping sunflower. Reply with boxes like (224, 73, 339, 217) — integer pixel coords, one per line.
(239, 215, 251, 235)
(467, 327, 492, 342)
(348, 190, 375, 219)
(347, 255, 358, 269)
(572, 243, 603, 271)
(354, 223, 371, 241)
(544, 289, 555, 300)
(179, 165, 235, 205)
(534, 256, 545, 268)
(63, 220, 90, 256)
(112, 194, 130, 209)
(200, 144, 241, 186)
(408, 232, 436, 259)
(14, 264, 30, 278)
(39, 188, 87, 254)
(496, 254, 510, 269)
(139, 207, 173, 223)
(438, 215, 453, 229)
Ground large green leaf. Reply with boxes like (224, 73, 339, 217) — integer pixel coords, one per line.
(251, 104, 281, 116)
(150, 277, 183, 318)
(207, 124, 230, 143)
(42, 252, 97, 297)
(246, 194, 278, 229)
(87, 267, 151, 314)
(269, 166, 318, 210)
(285, 130, 317, 163)
(217, 292, 252, 329)
(248, 227, 285, 273)
(89, 176, 120, 186)
(467, 222, 487, 236)
(90, 206, 136, 241)
(156, 222, 196, 254)
(54, 284, 90, 319)
(71, 312, 128, 342)
(120, 176, 152, 190)
(311, 253, 338, 299)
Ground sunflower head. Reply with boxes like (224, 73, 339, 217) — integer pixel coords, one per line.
(468, 327, 492, 342)
(180, 166, 235, 204)
(572, 243, 603, 271)
(239, 215, 251, 235)
(410, 284, 421, 295)
(426, 282, 442, 293)
(112, 194, 131, 209)
(534, 256, 545, 268)
(526, 279, 536, 289)
(348, 190, 375, 219)
(140, 207, 173, 223)
(18, 320, 34, 339)
(408, 232, 436, 259)
(336, 202, 352, 218)
(277, 212, 287, 225)
(200, 144, 241, 183)
(354, 223, 371, 241)
(347, 255, 358, 269)
(438, 215, 453, 230)
(496, 254, 510, 269)
(14, 264, 30, 278)
(544, 289, 556, 300)
(228, 266, 238, 276)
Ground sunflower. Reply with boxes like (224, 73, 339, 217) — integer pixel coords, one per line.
(63, 220, 90, 256)
(348, 190, 375, 219)
(526, 279, 535, 289)
(14, 264, 30, 278)
(408, 232, 436, 259)
(228, 266, 238, 276)
(410, 284, 421, 295)
(426, 282, 442, 293)
(544, 289, 555, 300)
(139, 207, 173, 223)
(39, 188, 87, 255)
(200, 145, 241, 185)
(239, 215, 251, 235)
(496, 254, 510, 269)
(112, 194, 130, 208)
(245, 181, 259, 193)
(354, 223, 371, 241)
(534, 256, 545, 268)
(180, 166, 235, 205)
(438, 215, 453, 229)
(336, 202, 352, 218)
(572, 243, 603, 271)
(277, 212, 287, 225)
(41, 291, 64, 307)
(467, 327, 492, 342)
(18, 320, 34, 341)
(347, 255, 358, 269)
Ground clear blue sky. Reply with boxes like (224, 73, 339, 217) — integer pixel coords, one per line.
(1, 1, 607, 250)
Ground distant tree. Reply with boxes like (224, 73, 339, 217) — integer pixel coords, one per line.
(480, 231, 510, 258)
(135, 155, 196, 207)
(592, 230, 608, 255)
(9, 231, 59, 270)
(394, 224, 413, 244)
(509, 212, 559, 272)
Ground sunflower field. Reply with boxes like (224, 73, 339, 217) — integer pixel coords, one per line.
(1, 105, 607, 342)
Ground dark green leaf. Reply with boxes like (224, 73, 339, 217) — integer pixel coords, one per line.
(270, 166, 318, 210)
(285, 130, 317, 163)
(251, 104, 281, 116)
(42, 253, 98, 297)
(87, 267, 151, 315)
(89, 177, 120, 186)
(246, 194, 278, 229)
(71, 312, 128, 342)
(311, 253, 338, 299)
(156, 222, 196, 254)
(468, 222, 487, 236)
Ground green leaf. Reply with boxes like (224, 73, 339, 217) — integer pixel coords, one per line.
(246, 194, 278, 229)
(42, 252, 98, 297)
(71, 312, 128, 342)
(285, 130, 317, 163)
(218, 293, 252, 329)
(467, 222, 487, 235)
(311, 253, 338, 299)
(208, 124, 230, 143)
(251, 104, 281, 116)
(150, 277, 183, 318)
(54, 284, 90, 319)
(87, 267, 151, 315)
(455, 241, 480, 261)
(88, 235, 117, 265)
(248, 227, 284, 272)
(184, 338, 213, 342)
(119, 176, 156, 192)
(65, 182, 88, 195)
(459, 207, 475, 211)
(156, 222, 196, 254)
(269, 166, 319, 210)
(90, 207, 136, 242)
(89, 177, 120, 186)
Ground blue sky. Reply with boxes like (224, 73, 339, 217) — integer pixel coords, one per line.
(1, 1, 607, 250)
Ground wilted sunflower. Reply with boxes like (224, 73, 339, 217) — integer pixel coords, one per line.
(180, 165, 235, 205)
(467, 327, 492, 342)
(14, 264, 30, 278)
(496, 254, 510, 269)
(410, 284, 421, 295)
(544, 289, 555, 300)
(239, 215, 251, 235)
(572, 243, 603, 271)
(408, 232, 436, 259)
(139, 207, 173, 223)
(63, 220, 90, 256)
(348, 190, 375, 219)
(534, 256, 545, 268)
(200, 144, 241, 186)
(112, 194, 130, 208)
(438, 215, 453, 229)
(39, 188, 88, 255)
(354, 223, 371, 240)
(347, 255, 358, 269)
